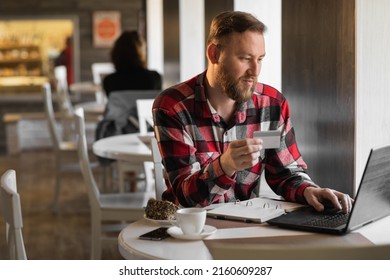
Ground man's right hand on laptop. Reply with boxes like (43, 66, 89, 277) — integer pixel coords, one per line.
(303, 186, 354, 214)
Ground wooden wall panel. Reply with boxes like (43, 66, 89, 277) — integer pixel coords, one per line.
(282, 0, 355, 195)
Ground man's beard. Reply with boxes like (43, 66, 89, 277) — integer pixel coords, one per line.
(216, 65, 256, 104)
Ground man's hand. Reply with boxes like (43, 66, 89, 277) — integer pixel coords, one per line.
(219, 138, 263, 177)
(304, 186, 354, 214)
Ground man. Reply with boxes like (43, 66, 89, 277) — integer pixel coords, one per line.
(153, 11, 352, 213)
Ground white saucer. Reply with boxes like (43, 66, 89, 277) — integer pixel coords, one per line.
(143, 215, 173, 227)
(167, 225, 217, 240)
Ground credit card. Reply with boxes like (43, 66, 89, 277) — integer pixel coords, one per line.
(253, 130, 281, 149)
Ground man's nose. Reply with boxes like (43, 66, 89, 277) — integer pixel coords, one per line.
(247, 60, 261, 76)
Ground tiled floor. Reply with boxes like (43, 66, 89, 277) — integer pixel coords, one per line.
(0, 149, 122, 260)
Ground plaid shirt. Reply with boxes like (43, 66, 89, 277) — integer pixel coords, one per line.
(153, 71, 314, 207)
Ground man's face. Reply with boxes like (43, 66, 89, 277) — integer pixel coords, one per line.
(215, 31, 265, 103)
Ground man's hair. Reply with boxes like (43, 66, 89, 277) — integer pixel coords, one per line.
(207, 11, 266, 44)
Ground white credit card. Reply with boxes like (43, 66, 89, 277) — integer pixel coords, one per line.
(253, 130, 281, 149)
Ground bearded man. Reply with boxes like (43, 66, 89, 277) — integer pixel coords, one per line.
(152, 11, 352, 214)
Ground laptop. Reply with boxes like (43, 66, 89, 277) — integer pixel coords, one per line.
(267, 144, 390, 234)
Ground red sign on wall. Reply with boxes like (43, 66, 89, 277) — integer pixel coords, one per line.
(93, 11, 121, 48)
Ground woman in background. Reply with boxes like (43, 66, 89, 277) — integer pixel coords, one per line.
(103, 30, 162, 96)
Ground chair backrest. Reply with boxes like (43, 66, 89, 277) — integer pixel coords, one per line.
(54, 65, 68, 93)
(104, 90, 160, 132)
(91, 62, 114, 104)
(151, 137, 166, 200)
(136, 99, 155, 135)
(43, 82, 61, 150)
(0, 170, 27, 260)
(208, 241, 390, 260)
(74, 108, 100, 209)
(43, 81, 77, 144)
(54, 66, 75, 140)
(91, 62, 114, 85)
(54, 66, 73, 113)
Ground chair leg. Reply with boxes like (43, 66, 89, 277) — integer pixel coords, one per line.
(101, 165, 109, 192)
(101, 165, 115, 192)
(52, 158, 61, 212)
(118, 165, 125, 193)
(127, 171, 137, 192)
(7, 229, 16, 260)
(91, 215, 102, 260)
(15, 230, 27, 260)
(116, 162, 145, 193)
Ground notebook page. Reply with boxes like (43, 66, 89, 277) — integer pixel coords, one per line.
(248, 197, 305, 212)
(207, 202, 285, 223)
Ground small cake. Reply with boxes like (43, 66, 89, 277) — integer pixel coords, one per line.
(144, 198, 178, 220)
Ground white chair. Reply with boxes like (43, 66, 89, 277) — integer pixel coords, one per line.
(91, 62, 114, 103)
(0, 170, 27, 260)
(43, 82, 80, 211)
(136, 99, 155, 135)
(74, 107, 155, 259)
(43, 83, 101, 211)
(150, 137, 166, 200)
(135, 99, 156, 194)
(54, 65, 68, 93)
(54, 66, 74, 141)
(91, 62, 115, 85)
(208, 241, 390, 260)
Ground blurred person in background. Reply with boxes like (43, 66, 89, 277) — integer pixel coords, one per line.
(55, 36, 73, 85)
(103, 30, 162, 96)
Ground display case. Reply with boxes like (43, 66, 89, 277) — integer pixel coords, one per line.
(0, 44, 43, 76)
(0, 44, 47, 93)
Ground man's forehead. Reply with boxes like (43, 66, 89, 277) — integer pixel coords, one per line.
(221, 31, 265, 53)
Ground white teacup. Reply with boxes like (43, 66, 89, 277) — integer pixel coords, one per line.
(171, 208, 206, 235)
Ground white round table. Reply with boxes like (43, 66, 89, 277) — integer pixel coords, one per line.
(69, 81, 101, 94)
(117, 218, 314, 260)
(93, 133, 153, 163)
(74, 101, 105, 116)
(118, 215, 390, 260)
(70, 81, 106, 103)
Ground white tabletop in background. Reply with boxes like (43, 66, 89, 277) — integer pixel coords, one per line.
(74, 101, 105, 115)
(93, 133, 153, 163)
(69, 81, 101, 94)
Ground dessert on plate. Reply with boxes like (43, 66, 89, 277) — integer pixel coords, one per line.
(144, 198, 178, 220)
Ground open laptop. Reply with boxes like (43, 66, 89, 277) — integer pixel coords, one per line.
(267, 144, 390, 235)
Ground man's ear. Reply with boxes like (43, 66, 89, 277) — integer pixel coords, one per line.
(207, 43, 219, 64)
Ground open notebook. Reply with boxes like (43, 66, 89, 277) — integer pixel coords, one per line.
(207, 197, 304, 223)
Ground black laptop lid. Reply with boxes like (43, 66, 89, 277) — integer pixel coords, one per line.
(348, 145, 390, 231)
(267, 144, 390, 234)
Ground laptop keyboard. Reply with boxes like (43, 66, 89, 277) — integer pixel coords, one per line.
(302, 212, 349, 228)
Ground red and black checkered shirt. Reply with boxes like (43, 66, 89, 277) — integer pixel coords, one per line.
(153, 71, 314, 207)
